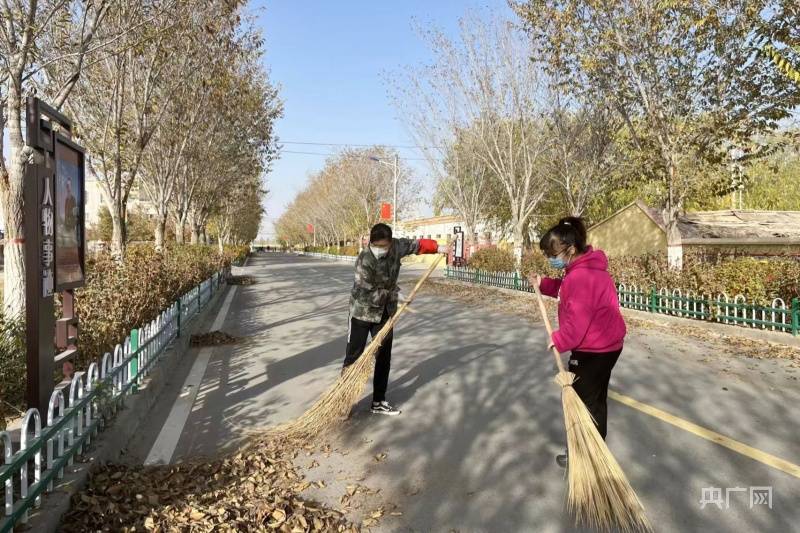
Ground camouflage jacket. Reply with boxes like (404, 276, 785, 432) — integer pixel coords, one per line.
(349, 238, 422, 323)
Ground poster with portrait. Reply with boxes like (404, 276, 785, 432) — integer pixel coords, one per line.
(55, 136, 85, 289)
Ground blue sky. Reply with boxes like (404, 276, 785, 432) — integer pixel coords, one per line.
(251, 0, 511, 239)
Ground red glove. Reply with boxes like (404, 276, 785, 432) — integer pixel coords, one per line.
(417, 239, 439, 254)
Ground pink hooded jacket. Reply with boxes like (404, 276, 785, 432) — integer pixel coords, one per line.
(539, 246, 626, 354)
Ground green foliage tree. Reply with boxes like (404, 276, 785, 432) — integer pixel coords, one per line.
(514, 0, 800, 266)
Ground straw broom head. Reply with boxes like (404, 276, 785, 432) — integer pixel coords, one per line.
(555, 371, 653, 533)
(256, 256, 443, 442)
(533, 281, 651, 533)
(262, 321, 391, 441)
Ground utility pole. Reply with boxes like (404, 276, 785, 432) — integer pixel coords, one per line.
(393, 154, 398, 229)
(369, 155, 400, 231)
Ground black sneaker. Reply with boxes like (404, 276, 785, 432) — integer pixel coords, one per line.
(371, 401, 401, 416)
(556, 450, 568, 468)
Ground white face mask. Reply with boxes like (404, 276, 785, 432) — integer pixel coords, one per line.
(370, 245, 388, 258)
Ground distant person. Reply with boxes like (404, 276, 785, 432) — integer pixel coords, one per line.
(531, 217, 626, 468)
(342, 223, 443, 415)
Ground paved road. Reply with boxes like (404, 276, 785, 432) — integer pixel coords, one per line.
(127, 253, 800, 533)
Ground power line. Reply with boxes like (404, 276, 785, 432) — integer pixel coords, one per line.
(282, 140, 443, 149)
(282, 150, 334, 156)
(281, 149, 435, 162)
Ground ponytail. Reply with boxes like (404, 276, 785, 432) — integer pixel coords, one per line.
(539, 216, 588, 257)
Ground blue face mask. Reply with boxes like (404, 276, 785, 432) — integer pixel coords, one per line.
(548, 256, 567, 270)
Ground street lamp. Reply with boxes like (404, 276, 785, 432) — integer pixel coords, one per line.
(369, 155, 398, 229)
(729, 147, 745, 210)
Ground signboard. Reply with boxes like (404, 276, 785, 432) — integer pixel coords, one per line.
(40, 173, 55, 298)
(380, 202, 392, 221)
(24, 97, 86, 411)
(54, 135, 86, 289)
(454, 231, 464, 259)
(453, 226, 461, 234)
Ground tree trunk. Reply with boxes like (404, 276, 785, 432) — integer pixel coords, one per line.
(190, 225, 200, 245)
(175, 219, 185, 244)
(512, 220, 524, 271)
(154, 213, 167, 252)
(201, 227, 207, 245)
(2, 87, 29, 318)
(464, 223, 477, 259)
(2, 83, 30, 320)
(665, 157, 683, 270)
(109, 207, 127, 260)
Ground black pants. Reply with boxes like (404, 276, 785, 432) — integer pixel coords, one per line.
(342, 310, 393, 402)
(568, 349, 621, 440)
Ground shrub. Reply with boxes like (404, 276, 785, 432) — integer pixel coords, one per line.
(0, 315, 25, 429)
(466, 246, 800, 305)
(223, 245, 251, 265)
(467, 247, 559, 279)
(608, 253, 800, 305)
(467, 247, 515, 272)
(1, 244, 242, 421)
(76, 245, 234, 369)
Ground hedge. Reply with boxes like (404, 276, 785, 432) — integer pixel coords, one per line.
(0, 244, 247, 428)
(467, 248, 800, 305)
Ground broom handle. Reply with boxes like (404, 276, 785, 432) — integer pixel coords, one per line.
(368, 254, 445, 343)
(396, 254, 443, 314)
(401, 254, 444, 308)
(532, 283, 567, 374)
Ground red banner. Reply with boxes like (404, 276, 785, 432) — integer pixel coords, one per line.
(380, 202, 392, 220)
(306, 223, 314, 234)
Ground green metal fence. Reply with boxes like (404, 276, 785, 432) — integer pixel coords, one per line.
(0, 270, 226, 532)
(445, 266, 799, 336)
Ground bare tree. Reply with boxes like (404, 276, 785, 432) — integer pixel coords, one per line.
(392, 15, 551, 267)
(0, 0, 112, 316)
(275, 146, 419, 249)
(433, 131, 492, 252)
(64, 0, 193, 259)
(139, 33, 213, 250)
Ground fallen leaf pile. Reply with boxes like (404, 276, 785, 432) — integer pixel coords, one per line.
(625, 316, 800, 363)
(419, 279, 557, 320)
(190, 331, 237, 347)
(61, 437, 359, 532)
(227, 275, 256, 286)
(428, 278, 800, 364)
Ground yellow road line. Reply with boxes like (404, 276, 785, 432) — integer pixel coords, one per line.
(608, 390, 800, 480)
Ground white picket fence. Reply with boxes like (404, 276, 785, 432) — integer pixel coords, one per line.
(616, 283, 795, 333)
(0, 271, 225, 531)
(303, 252, 357, 263)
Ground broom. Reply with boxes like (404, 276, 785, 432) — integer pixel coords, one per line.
(261, 255, 444, 442)
(532, 284, 652, 533)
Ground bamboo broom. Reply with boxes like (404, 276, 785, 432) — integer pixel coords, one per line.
(532, 284, 652, 533)
(261, 255, 444, 442)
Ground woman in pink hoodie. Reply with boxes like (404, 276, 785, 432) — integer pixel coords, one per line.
(532, 216, 626, 468)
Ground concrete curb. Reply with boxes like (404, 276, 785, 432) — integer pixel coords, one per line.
(619, 306, 800, 349)
(23, 283, 230, 533)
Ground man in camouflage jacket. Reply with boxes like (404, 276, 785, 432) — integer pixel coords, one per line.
(343, 223, 440, 415)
